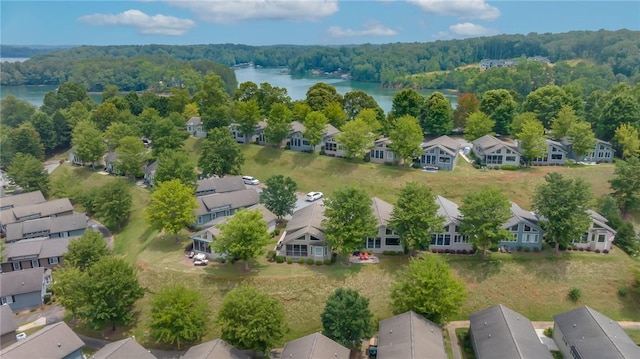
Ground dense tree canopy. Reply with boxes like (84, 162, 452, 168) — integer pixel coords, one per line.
(198, 127, 244, 177)
(459, 188, 512, 256)
(64, 230, 109, 271)
(94, 179, 133, 230)
(390, 182, 443, 253)
(145, 179, 198, 238)
(321, 288, 374, 349)
(260, 175, 297, 220)
(609, 157, 640, 217)
(7, 153, 49, 195)
(214, 209, 272, 270)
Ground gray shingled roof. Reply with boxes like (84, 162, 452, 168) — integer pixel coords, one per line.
(472, 135, 520, 155)
(377, 311, 447, 359)
(2, 198, 74, 227)
(0, 267, 45, 297)
(104, 151, 118, 163)
(545, 139, 568, 153)
(0, 304, 16, 336)
(280, 332, 350, 359)
(198, 204, 277, 238)
(91, 337, 156, 359)
(181, 339, 250, 359)
(422, 135, 462, 156)
(196, 176, 247, 196)
(554, 306, 640, 359)
(0, 191, 46, 210)
(435, 195, 461, 226)
(0, 322, 84, 359)
(289, 121, 340, 138)
(196, 189, 260, 216)
(372, 197, 393, 227)
(289, 120, 306, 133)
(470, 304, 552, 359)
(186, 116, 202, 126)
(2, 237, 70, 262)
(587, 210, 616, 233)
(283, 202, 326, 244)
(503, 202, 540, 229)
(143, 161, 158, 177)
(5, 213, 88, 242)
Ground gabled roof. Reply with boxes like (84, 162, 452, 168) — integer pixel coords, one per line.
(372, 197, 393, 227)
(290, 120, 306, 133)
(143, 161, 158, 177)
(559, 136, 613, 148)
(283, 202, 326, 243)
(196, 176, 247, 196)
(473, 135, 520, 155)
(377, 311, 447, 359)
(435, 195, 461, 226)
(374, 137, 392, 146)
(0, 191, 46, 211)
(545, 139, 568, 153)
(181, 338, 250, 359)
(104, 151, 118, 163)
(196, 189, 260, 216)
(196, 204, 277, 237)
(503, 202, 540, 229)
(0, 304, 16, 336)
(2, 237, 71, 263)
(91, 337, 156, 359)
(422, 135, 462, 156)
(2, 198, 74, 227)
(0, 322, 84, 359)
(280, 332, 350, 359)
(5, 213, 88, 241)
(553, 306, 640, 359)
(186, 116, 202, 126)
(0, 267, 45, 297)
(470, 304, 552, 359)
(587, 210, 616, 234)
(289, 121, 341, 138)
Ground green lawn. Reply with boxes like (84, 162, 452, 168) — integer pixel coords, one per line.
(625, 329, 640, 345)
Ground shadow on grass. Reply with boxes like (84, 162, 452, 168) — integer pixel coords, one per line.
(145, 234, 191, 253)
(448, 254, 504, 283)
(254, 145, 283, 164)
(510, 251, 570, 281)
(289, 151, 317, 169)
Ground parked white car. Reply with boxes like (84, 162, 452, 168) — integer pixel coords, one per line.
(305, 192, 323, 202)
(242, 176, 260, 185)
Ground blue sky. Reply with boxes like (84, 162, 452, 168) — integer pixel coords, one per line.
(1, 1, 639, 46)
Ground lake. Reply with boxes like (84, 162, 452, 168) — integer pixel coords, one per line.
(1, 66, 457, 113)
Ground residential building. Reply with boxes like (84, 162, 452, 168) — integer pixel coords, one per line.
(195, 176, 247, 197)
(91, 337, 156, 359)
(1, 237, 70, 273)
(229, 120, 268, 144)
(0, 267, 50, 312)
(527, 56, 551, 64)
(472, 135, 521, 168)
(553, 306, 640, 359)
(529, 139, 568, 166)
(365, 197, 403, 254)
(0, 198, 74, 233)
(190, 204, 276, 258)
(195, 189, 260, 227)
(469, 304, 553, 359)
(181, 338, 250, 359)
(368, 137, 397, 165)
(376, 311, 447, 359)
(0, 322, 84, 359)
(287, 121, 341, 154)
(0, 191, 46, 211)
(572, 210, 616, 251)
(104, 151, 119, 175)
(280, 332, 350, 359)
(430, 196, 471, 252)
(186, 116, 206, 138)
(417, 135, 461, 171)
(479, 59, 519, 70)
(68, 149, 104, 168)
(0, 304, 17, 349)
(5, 213, 88, 243)
(322, 131, 346, 157)
(501, 202, 544, 251)
(276, 202, 331, 261)
(559, 137, 614, 163)
(143, 161, 158, 187)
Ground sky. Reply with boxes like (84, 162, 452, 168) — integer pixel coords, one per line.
(1, 1, 639, 46)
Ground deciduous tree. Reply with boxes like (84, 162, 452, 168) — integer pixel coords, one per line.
(517, 117, 547, 165)
(609, 157, 640, 217)
(421, 92, 453, 135)
(597, 92, 640, 141)
(463, 111, 494, 141)
(214, 209, 272, 271)
(388, 89, 423, 121)
(459, 188, 512, 257)
(216, 286, 285, 353)
(480, 89, 516, 135)
(260, 175, 297, 220)
(7, 153, 49, 195)
(321, 288, 373, 349)
(145, 179, 198, 239)
(343, 90, 380, 121)
(510, 112, 537, 138)
(30, 111, 58, 155)
(115, 136, 146, 179)
(550, 105, 579, 140)
(614, 123, 640, 159)
(198, 127, 245, 177)
(154, 150, 197, 189)
(391, 255, 466, 325)
(10, 122, 44, 161)
(452, 93, 479, 129)
(105, 122, 141, 150)
(523, 85, 576, 128)
(390, 182, 443, 253)
(305, 82, 342, 112)
(65, 230, 109, 271)
(567, 121, 597, 160)
(95, 179, 133, 230)
(194, 73, 231, 130)
(0, 95, 36, 127)
(71, 120, 107, 168)
(303, 111, 328, 153)
(150, 117, 187, 158)
(388, 115, 423, 165)
(265, 103, 292, 147)
(233, 99, 262, 143)
(323, 101, 348, 128)
(337, 117, 377, 159)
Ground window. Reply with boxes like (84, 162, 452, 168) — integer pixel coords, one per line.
(524, 225, 532, 232)
(31, 259, 39, 268)
(443, 225, 449, 232)
(454, 235, 468, 243)
(12, 262, 21, 270)
(1, 296, 14, 305)
(386, 151, 394, 160)
(367, 238, 381, 249)
(310, 236, 321, 241)
(372, 150, 384, 159)
(439, 157, 450, 163)
(496, 149, 502, 154)
(598, 234, 606, 243)
(385, 228, 396, 235)
(313, 246, 325, 257)
(522, 234, 539, 243)
(506, 149, 512, 154)
(285, 244, 308, 257)
(551, 154, 563, 160)
(325, 142, 337, 152)
(486, 155, 503, 164)
(505, 233, 518, 242)
(454, 225, 460, 233)
(385, 238, 400, 246)
(505, 156, 516, 162)
(295, 236, 305, 241)
(573, 232, 589, 243)
(510, 225, 519, 232)
(48, 257, 59, 265)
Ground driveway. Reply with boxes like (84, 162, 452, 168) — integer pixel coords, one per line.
(88, 219, 114, 249)
(248, 186, 323, 220)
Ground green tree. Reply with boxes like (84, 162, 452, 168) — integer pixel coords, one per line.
(321, 288, 373, 349)
(7, 153, 49, 195)
(233, 99, 262, 143)
(260, 175, 297, 220)
(198, 127, 245, 177)
(51, 266, 85, 319)
(182, 102, 200, 120)
(517, 117, 547, 165)
(550, 105, 579, 140)
(10, 122, 44, 161)
(614, 123, 640, 159)
(71, 120, 107, 168)
(0, 95, 36, 127)
(265, 103, 292, 147)
(421, 92, 453, 135)
(194, 72, 231, 130)
(510, 112, 537, 138)
(533, 173, 593, 253)
(480, 89, 516, 135)
(523, 85, 576, 128)
(597, 92, 640, 141)
(305, 82, 342, 112)
(256, 82, 291, 114)
(65, 230, 109, 271)
(291, 102, 312, 123)
(567, 121, 597, 159)
(216, 286, 285, 353)
(343, 90, 380, 121)
(388, 115, 423, 165)
(30, 111, 58, 155)
(115, 136, 146, 179)
(104, 122, 140, 150)
(95, 179, 133, 230)
(391, 255, 466, 325)
(91, 102, 120, 131)
(323, 187, 377, 263)
(453, 93, 480, 129)
(459, 188, 512, 257)
(138, 108, 162, 138)
(323, 101, 348, 128)
(50, 169, 82, 203)
(154, 150, 197, 189)
(337, 117, 377, 159)
(214, 209, 272, 271)
(303, 111, 328, 153)
(610, 157, 640, 217)
(233, 81, 259, 102)
(102, 85, 120, 102)
(145, 179, 198, 239)
(390, 182, 443, 253)
(149, 285, 208, 349)
(463, 111, 495, 141)
(388, 89, 423, 121)
(150, 117, 187, 158)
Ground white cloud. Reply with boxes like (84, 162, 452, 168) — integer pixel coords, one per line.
(408, 0, 501, 21)
(78, 9, 195, 36)
(328, 22, 397, 38)
(166, 0, 339, 24)
(434, 22, 499, 39)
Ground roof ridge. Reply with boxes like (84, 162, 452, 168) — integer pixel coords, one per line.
(409, 311, 416, 359)
(585, 306, 628, 358)
(108, 337, 133, 357)
(204, 338, 222, 357)
(499, 304, 526, 359)
(307, 332, 320, 359)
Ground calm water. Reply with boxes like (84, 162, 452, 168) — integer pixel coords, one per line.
(1, 66, 457, 113)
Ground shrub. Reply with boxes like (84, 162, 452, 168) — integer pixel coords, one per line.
(567, 246, 573, 251)
(461, 249, 468, 255)
(586, 247, 592, 252)
(533, 247, 540, 253)
(315, 260, 323, 266)
(306, 258, 314, 265)
(595, 249, 601, 253)
(517, 246, 523, 252)
(323, 258, 331, 265)
(603, 249, 610, 254)
(578, 247, 585, 251)
(275, 256, 284, 263)
(437, 248, 445, 254)
(272, 228, 281, 236)
(396, 251, 404, 255)
(44, 294, 52, 304)
(568, 287, 582, 303)
(469, 249, 476, 255)
(266, 250, 276, 262)
(444, 249, 450, 254)
(524, 247, 531, 253)
(286, 257, 293, 264)
(319, 150, 326, 155)
(298, 258, 305, 264)
(543, 328, 553, 338)
(431, 249, 437, 253)
(501, 165, 518, 170)
(618, 286, 629, 297)
(455, 249, 462, 254)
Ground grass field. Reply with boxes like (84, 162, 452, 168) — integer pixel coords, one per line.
(51, 145, 638, 350)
